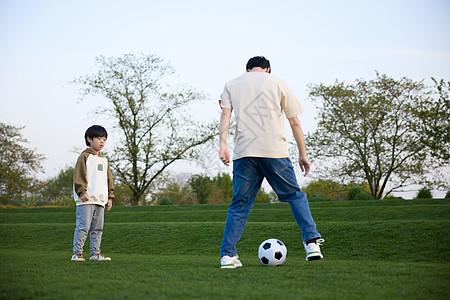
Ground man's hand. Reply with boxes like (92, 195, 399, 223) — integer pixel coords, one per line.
(219, 146, 231, 166)
(107, 199, 112, 211)
(81, 193, 89, 202)
(219, 145, 231, 166)
(298, 157, 311, 177)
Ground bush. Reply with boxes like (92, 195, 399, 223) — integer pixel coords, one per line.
(40, 166, 74, 206)
(10, 198, 23, 207)
(158, 196, 174, 205)
(302, 179, 349, 201)
(347, 186, 363, 200)
(22, 195, 52, 207)
(49, 196, 75, 207)
(416, 187, 432, 199)
(155, 182, 196, 205)
(354, 193, 374, 200)
(308, 195, 332, 202)
(445, 191, 450, 199)
(383, 195, 404, 200)
(255, 188, 272, 203)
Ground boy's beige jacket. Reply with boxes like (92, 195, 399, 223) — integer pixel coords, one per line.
(73, 148, 114, 207)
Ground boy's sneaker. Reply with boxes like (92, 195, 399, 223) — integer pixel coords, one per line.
(304, 238, 325, 261)
(90, 253, 111, 261)
(220, 255, 243, 269)
(71, 253, 85, 261)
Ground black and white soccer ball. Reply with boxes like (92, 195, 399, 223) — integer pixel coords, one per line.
(258, 239, 287, 266)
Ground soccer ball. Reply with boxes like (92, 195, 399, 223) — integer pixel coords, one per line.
(258, 239, 287, 266)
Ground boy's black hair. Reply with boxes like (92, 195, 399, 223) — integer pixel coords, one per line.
(84, 125, 108, 147)
(246, 56, 271, 73)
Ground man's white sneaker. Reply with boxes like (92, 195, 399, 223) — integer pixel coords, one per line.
(304, 238, 324, 261)
(220, 255, 243, 269)
(90, 253, 111, 261)
(71, 253, 85, 261)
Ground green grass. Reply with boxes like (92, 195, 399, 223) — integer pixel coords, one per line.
(1, 199, 449, 299)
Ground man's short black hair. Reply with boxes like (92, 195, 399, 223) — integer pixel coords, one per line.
(246, 56, 271, 72)
(84, 125, 108, 146)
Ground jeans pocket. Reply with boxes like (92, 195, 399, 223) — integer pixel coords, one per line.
(268, 158, 291, 173)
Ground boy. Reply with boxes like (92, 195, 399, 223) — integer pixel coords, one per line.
(71, 125, 114, 261)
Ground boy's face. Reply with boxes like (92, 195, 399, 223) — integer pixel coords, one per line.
(87, 136, 107, 153)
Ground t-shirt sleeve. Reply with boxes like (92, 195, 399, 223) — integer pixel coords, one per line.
(219, 83, 233, 110)
(280, 81, 304, 118)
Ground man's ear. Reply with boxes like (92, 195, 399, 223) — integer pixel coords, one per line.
(266, 67, 271, 74)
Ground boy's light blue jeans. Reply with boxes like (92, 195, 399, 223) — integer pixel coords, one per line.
(220, 157, 321, 257)
(73, 204, 105, 256)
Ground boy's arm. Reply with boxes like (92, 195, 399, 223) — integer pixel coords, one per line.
(219, 108, 232, 166)
(73, 153, 89, 200)
(288, 115, 310, 177)
(107, 161, 114, 211)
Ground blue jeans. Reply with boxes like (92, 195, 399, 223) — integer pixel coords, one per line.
(220, 157, 321, 257)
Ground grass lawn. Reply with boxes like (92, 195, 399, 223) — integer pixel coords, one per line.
(0, 199, 449, 299)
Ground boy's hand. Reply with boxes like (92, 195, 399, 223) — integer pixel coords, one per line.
(81, 193, 89, 202)
(107, 199, 112, 211)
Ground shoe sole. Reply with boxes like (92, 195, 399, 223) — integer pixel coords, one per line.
(221, 264, 242, 269)
(306, 255, 323, 261)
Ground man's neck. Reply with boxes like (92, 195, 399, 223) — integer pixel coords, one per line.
(247, 67, 270, 73)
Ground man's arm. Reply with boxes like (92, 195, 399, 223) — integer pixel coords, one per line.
(288, 116, 311, 177)
(219, 108, 232, 166)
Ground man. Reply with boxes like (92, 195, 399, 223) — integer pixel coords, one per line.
(218, 56, 323, 269)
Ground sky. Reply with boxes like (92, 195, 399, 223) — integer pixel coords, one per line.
(1, 0, 449, 197)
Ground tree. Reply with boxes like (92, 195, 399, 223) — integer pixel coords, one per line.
(188, 174, 212, 204)
(0, 122, 45, 205)
(156, 181, 195, 205)
(41, 166, 74, 206)
(346, 186, 363, 201)
(74, 53, 217, 205)
(307, 73, 449, 199)
(302, 179, 350, 201)
(255, 188, 272, 203)
(414, 78, 450, 161)
(211, 172, 233, 203)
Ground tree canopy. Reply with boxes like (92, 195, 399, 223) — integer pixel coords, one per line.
(40, 166, 74, 206)
(307, 73, 449, 199)
(414, 78, 450, 161)
(0, 122, 45, 205)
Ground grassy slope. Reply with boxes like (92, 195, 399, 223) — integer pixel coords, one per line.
(0, 199, 449, 299)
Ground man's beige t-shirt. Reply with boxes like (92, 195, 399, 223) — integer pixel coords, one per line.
(220, 72, 304, 160)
